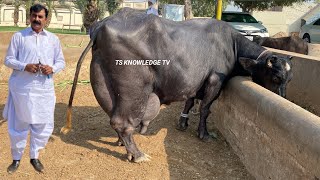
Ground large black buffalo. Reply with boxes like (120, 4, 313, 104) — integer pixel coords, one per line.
(61, 8, 293, 163)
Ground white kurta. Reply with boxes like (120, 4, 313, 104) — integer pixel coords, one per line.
(3, 27, 65, 124)
(147, 6, 159, 16)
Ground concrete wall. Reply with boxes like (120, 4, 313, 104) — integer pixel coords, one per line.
(210, 48, 320, 179)
(252, 2, 318, 36)
(212, 76, 320, 180)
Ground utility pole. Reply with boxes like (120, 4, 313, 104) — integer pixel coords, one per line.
(215, 0, 222, 20)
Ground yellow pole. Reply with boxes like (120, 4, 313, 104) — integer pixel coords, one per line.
(216, 0, 223, 20)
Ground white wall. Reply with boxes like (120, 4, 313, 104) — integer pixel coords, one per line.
(253, 2, 318, 36)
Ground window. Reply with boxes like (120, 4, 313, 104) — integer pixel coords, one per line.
(221, 13, 258, 23)
(313, 19, 320, 26)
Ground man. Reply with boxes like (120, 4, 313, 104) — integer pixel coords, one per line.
(146, 0, 159, 16)
(3, 4, 65, 174)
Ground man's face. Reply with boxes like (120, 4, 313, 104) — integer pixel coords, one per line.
(30, 9, 47, 33)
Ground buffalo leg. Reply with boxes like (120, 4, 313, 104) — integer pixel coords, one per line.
(191, 99, 201, 115)
(111, 115, 150, 163)
(198, 73, 223, 140)
(176, 97, 195, 131)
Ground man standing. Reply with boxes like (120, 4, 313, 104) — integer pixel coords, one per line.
(146, 0, 159, 16)
(3, 4, 65, 173)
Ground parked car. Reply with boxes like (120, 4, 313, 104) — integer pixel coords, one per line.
(299, 17, 320, 43)
(213, 11, 269, 41)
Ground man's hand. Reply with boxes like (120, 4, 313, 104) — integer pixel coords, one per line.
(39, 65, 53, 75)
(25, 64, 39, 73)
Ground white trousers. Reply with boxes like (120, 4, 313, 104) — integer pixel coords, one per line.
(8, 116, 54, 160)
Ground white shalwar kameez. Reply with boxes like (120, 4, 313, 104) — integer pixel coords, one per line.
(146, 6, 159, 16)
(147, 0, 158, 16)
(3, 27, 65, 160)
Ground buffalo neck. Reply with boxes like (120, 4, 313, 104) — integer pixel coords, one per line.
(235, 33, 267, 61)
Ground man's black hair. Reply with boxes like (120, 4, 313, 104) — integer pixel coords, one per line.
(30, 4, 48, 18)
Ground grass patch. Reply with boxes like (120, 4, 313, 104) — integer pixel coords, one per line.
(56, 80, 90, 92)
(0, 26, 86, 35)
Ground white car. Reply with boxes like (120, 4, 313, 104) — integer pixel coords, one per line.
(299, 17, 320, 43)
(214, 12, 269, 41)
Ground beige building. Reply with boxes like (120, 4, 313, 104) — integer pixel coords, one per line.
(253, 2, 320, 36)
(0, 0, 148, 30)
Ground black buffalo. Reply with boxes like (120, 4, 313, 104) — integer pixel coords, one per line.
(62, 8, 293, 163)
(252, 36, 308, 55)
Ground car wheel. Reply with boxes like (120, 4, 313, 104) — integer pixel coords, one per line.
(303, 34, 311, 43)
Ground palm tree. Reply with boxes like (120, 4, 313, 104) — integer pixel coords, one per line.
(83, 0, 99, 33)
(184, 0, 193, 19)
(24, 0, 35, 26)
(75, 0, 122, 33)
(13, 0, 22, 26)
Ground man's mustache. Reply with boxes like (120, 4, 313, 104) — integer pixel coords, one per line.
(32, 20, 41, 25)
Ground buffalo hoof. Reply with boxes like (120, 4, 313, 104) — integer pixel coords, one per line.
(176, 117, 189, 131)
(139, 125, 148, 134)
(116, 138, 124, 146)
(199, 132, 218, 142)
(191, 110, 200, 115)
(60, 126, 71, 134)
(129, 153, 151, 163)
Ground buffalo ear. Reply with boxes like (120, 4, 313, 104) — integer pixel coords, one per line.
(239, 57, 258, 73)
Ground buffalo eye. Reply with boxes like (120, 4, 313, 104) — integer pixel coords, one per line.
(270, 55, 277, 63)
(272, 76, 281, 84)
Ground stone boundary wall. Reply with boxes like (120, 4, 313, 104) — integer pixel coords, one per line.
(212, 76, 320, 179)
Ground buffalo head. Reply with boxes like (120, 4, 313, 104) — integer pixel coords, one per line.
(239, 54, 293, 98)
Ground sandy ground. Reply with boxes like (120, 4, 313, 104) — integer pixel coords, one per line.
(0, 32, 253, 179)
(1, 31, 320, 180)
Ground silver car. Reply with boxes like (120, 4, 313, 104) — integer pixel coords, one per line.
(214, 12, 269, 41)
(299, 18, 320, 43)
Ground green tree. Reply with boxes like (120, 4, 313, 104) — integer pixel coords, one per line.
(231, 0, 307, 13)
(106, 0, 122, 15)
(192, 0, 228, 17)
(74, 0, 122, 33)
(83, 0, 99, 33)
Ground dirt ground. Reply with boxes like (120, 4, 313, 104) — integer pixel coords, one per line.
(1, 32, 320, 180)
(0, 32, 254, 179)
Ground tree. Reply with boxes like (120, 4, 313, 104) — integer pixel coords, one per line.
(83, 0, 99, 33)
(231, 0, 307, 13)
(42, 0, 54, 27)
(13, 0, 23, 26)
(24, 0, 36, 26)
(184, 0, 193, 19)
(192, 0, 228, 17)
(74, 0, 122, 33)
(106, 0, 122, 15)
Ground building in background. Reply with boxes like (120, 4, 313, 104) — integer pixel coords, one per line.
(0, 0, 148, 29)
(252, 2, 319, 36)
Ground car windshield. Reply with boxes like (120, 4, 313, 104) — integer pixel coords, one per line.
(221, 13, 259, 23)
